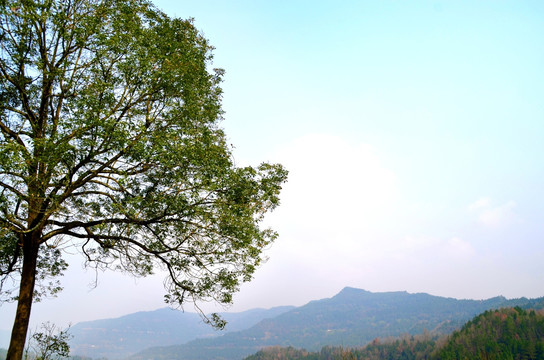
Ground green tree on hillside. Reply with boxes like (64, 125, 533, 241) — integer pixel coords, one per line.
(0, 1, 287, 359)
(243, 308, 544, 360)
(434, 307, 544, 359)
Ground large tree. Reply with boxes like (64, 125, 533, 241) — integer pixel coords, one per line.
(0, 1, 287, 359)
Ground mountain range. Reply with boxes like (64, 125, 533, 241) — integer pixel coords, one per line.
(128, 287, 544, 360)
(65, 287, 544, 360)
(69, 306, 294, 359)
(2, 287, 543, 360)
(245, 307, 544, 360)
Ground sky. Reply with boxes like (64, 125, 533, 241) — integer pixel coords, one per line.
(2, 0, 544, 340)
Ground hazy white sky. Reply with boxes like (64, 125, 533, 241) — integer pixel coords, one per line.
(2, 0, 544, 335)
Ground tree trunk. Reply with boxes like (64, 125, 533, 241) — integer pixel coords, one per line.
(6, 235, 40, 360)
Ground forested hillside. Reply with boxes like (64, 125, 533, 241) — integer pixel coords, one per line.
(244, 307, 544, 360)
(436, 307, 544, 359)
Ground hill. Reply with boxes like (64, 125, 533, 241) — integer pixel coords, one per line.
(69, 306, 294, 359)
(130, 287, 544, 360)
(245, 307, 544, 359)
(435, 307, 544, 359)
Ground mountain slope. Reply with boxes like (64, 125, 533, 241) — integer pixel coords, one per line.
(131, 287, 544, 360)
(69, 306, 294, 359)
(244, 307, 544, 360)
(435, 307, 544, 359)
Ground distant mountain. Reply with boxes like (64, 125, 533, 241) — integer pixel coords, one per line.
(130, 287, 544, 360)
(69, 306, 294, 359)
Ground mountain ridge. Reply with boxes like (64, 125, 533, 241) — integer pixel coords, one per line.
(69, 305, 295, 359)
(64, 287, 544, 360)
(129, 287, 544, 360)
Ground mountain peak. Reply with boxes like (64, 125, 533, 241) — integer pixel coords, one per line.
(340, 286, 370, 293)
(334, 287, 409, 299)
(338, 286, 380, 295)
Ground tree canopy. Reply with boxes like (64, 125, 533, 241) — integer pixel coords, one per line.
(0, 0, 287, 359)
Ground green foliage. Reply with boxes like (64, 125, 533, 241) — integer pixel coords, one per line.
(25, 323, 72, 360)
(244, 337, 438, 360)
(0, 0, 287, 358)
(434, 307, 544, 360)
(0, 0, 286, 316)
(244, 346, 310, 360)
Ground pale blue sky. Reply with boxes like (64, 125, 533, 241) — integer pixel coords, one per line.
(1, 0, 544, 338)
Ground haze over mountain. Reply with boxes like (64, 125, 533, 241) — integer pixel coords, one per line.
(2, 287, 543, 360)
(119, 287, 544, 360)
(69, 306, 294, 359)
